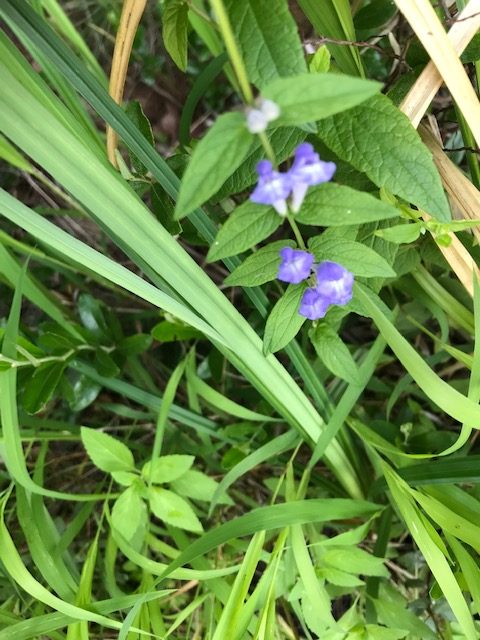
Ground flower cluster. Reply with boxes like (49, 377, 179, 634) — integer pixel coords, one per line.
(278, 248, 353, 320)
(250, 143, 336, 215)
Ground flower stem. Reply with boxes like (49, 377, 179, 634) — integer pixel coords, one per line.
(257, 131, 277, 167)
(209, 0, 254, 104)
(287, 214, 307, 250)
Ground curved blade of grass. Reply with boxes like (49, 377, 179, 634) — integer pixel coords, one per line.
(382, 462, 477, 640)
(357, 286, 480, 426)
(446, 535, 480, 614)
(0, 492, 143, 634)
(156, 499, 380, 584)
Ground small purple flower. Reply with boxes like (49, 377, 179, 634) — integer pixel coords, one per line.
(299, 261, 354, 319)
(250, 160, 291, 216)
(288, 143, 336, 213)
(299, 287, 329, 320)
(277, 247, 314, 284)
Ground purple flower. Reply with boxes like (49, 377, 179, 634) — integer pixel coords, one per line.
(250, 160, 291, 216)
(299, 261, 354, 319)
(299, 287, 329, 320)
(288, 143, 336, 213)
(316, 261, 354, 306)
(277, 247, 314, 284)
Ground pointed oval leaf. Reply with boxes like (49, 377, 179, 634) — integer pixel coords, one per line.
(142, 454, 194, 484)
(224, 239, 295, 287)
(175, 112, 253, 218)
(149, 487, 203, 532)
(111, 486, 148, 549)
(310, 323, 360, 384)
(263, 284, 306, 355)
(80, 427, 135, 473)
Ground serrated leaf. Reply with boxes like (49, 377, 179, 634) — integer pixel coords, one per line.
(263, 73, 381, 127)
(207, 201, 282, 262)
(224, 239, 295, 287)
(308, 237, 396, 278)
(317, 94, 451, 220)
(162, 0, 189, 71)
(214, 127, 305, 201)
(142, 455, 194, 484)
(175, 112, 253, 218)
(149, 487, 203, 532)
(80, 426, 135, 473)
(23, 361, 66, 414)
(224, 0, 306, 88)
(263, 284, 306, 354)
(310, 323, 360, 384)
(296, 183, 399, 226)
(374, 598, 436, 639)
(171, 469, 233, 504)
(111, 486, 148, 550)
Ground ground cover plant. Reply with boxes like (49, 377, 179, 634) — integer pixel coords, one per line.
(1, 0, 480, 637)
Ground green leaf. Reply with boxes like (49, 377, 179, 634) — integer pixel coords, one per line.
(151, 320, 202, 342)
(297, 0, 364, 77)
(308, 237, 396, 278)
(118, 333, 153, 356)
(263, 73, 381, 127)
(374, 598, 437, 639)
(296, 183, 399, 226)
(375, 222, 422, 244)
(125, 100, 155, 176)
(111, 486, 148, 549)
(171, 469, 233, 504)
(80, 427, 135, 473)
(207, 201, 282, 262)
(310, 323, 360, 384)
(214, 127, 305, 201)
(162, 0, 189, 71)
(263, 284, 306, 355)
(224, 0, 306, 88)
(319, 567, 364, 587)
(111, 471, 138, 487)
(23, 362, 66, 414)
(309, 45, 331, 73)
(224, 239, 295, 287)
(175, 112, 253, 218)
(317, 94, 451, 221)
(149, 487, 203, 532)
(322, 546, 389, 577)
(142, 455, 194, 484)
(94, 350, 120, 378)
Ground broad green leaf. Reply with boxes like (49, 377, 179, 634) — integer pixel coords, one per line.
(296, 183, 399, 226)
(80, 427, 135, 473)
(224, 239, 295, 287)
(162, 0, 189, 71)
(214, 127, 305, 200)
(23, 362, 66, 414)
(322, 546, 389, 577)
(263, 284, 306, 355)
(94, 350, 119, 378)
(224, 0, 306, 88)
(151, 320, 202, 342)
(375, 222, 422, 244)
(118, 333, 152, 356)
(310, 323, 360, 384)
(263, 73, 380, 127)
(319, 567, 364, 587)
(207, 201, 282, 262)
(142, 455, 194, 484)
(149, 487, 203, 532)
(171, 469, 232, 504)
(111, 471, 138, 487)
(364, 626, 407, 639)
(308, 237, 396, 278)
(175, 112, 253, 218)
(317, 94, 451, 220)
(111, 486, 148, 549)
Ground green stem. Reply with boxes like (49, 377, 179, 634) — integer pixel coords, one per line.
(287, 214, 306, 250)
(209, 0, 254, 104)
(257, 131, 277, 167)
